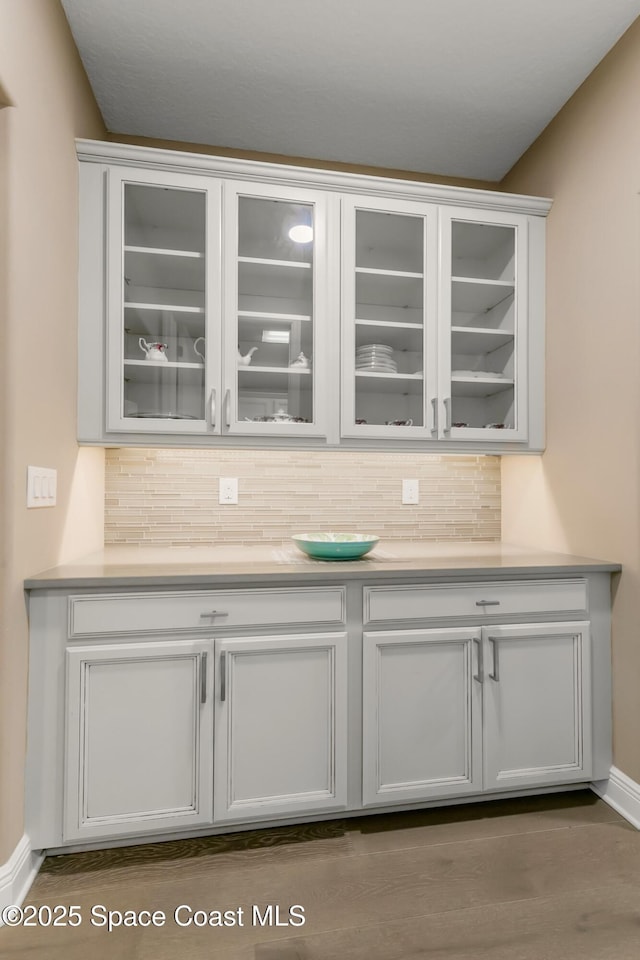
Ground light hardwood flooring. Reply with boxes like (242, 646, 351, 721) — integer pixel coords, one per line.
(2, 791, 639, 959)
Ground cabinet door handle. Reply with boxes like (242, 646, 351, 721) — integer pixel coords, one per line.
(220, 652, 226, 702)
(488, 637, 499, 681)
(475, 600, 500, 607)
(472, 637, 483, 683)
(224, 389, 230, 429)
(200, 652, 208, 704)
(443, 397, 452, 432)
(430, 397, 438, 435)
(199, 610, 228, 619)
(209, 388, 217, 427)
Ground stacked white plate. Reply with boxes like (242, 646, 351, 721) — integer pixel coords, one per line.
(356, 343, 397, 373)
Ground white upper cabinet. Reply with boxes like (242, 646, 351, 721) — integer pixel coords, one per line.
(341, 196, 438, 439)
(105, 167, 221, 435)
(437, 207, 530, 443)
(222, 181, 332, 437)
(77, 141, 549, 450)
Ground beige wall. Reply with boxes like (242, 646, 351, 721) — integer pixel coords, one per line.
(500, 19, 640, 780)
(0, 0, 106, 863)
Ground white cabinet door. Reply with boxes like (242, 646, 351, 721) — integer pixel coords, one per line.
(64, 639, 214, 841)
(222, 181, 334, 438)
(437, 206, 533, 443)
(105, 166, 223, 435)
(341, 195, 438, 440)
(362, 628, 483, 806)
(214, 632, 348, 822)
(483, 622, 592, 789)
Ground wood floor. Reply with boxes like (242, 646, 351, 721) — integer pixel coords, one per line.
(2, 791, 639, 959)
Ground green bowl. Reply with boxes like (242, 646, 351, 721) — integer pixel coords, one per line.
(291, 533, 379, 561)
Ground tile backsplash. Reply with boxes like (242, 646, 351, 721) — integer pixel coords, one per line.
(105, 449, 500, 546)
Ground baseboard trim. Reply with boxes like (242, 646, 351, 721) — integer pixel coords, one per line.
(591, 766, 640, 830)
(0, 835, 44, 920)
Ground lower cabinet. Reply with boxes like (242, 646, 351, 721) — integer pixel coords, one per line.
(362, 621, 591, 807)
(64, 638, 214, 842)
(26, 574, 610, 850)
(213, 632, 348, 822)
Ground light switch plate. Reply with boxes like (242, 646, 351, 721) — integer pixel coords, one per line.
(27, 466, 57, 508)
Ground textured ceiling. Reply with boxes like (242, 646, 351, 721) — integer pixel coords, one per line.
(61, 0, 640, 180)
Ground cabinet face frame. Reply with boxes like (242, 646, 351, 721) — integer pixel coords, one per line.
(64, 638, 214, 841)
(340, 195, 439, 440)
(437, 206, 530, 443)
(222, 180, 333, 438)
(105, 166, 223, 435)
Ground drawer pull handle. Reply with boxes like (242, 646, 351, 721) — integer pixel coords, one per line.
(475, 600, 500, 607)
(200, 652, 208, 704)
(430, 397, 438, 435)
(488, 637, 500, 681)
(472, 637, 483, 683)
(220, 652, 226, 702)
(199, 610, 228, 619)
(209, 388, 216, 427)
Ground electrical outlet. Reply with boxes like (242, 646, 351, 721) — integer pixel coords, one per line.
(219, 477, 238, 504)
(402, 478, 419, 505)
(27, 466, 57, 508)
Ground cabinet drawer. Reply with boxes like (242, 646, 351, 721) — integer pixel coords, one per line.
(69, 587, 346, 638)
(364, 579, 587, 624)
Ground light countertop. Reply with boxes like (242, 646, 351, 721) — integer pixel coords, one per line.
(24, 541, 621, 590)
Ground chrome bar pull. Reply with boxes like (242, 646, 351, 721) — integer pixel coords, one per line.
(200, 653, 208, 704)
(199, 610, 228, 619)
(475, 600, 501, 607)
(488, 637, 500, 681)
(472, 636, 483, 683)
(209, 388, 217, 427)
(224, 389, 230, 429)
(430, 397, 439, 435)
(443, 396, 452, 432)
(220, 652, 226, 702)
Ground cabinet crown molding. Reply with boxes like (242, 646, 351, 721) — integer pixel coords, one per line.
(76, 139, 552, 217)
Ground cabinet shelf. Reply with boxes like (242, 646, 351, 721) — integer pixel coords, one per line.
(125, 301, 204, 315)
(238, 310, 312, 324)
(238, 257, 311, 270)
(356, 267, 423, 279)
(355, 319, 423, 352)
(124, 247, 205, 292)
(355, 371, 423, 395)
(237, 365, 312, 392)
(451, 279, 514, 314)
(125, 245, 203, 259)
(451, 326, 514, 353)
(123, 359, 204, 385)
(451, 376, 514, 398)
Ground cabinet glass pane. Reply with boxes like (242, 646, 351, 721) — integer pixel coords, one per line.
(353, 210, 425, 428)
(121, 183, 207, 422)
(449, 220, 516, 431)
(236, 196, 314, 424)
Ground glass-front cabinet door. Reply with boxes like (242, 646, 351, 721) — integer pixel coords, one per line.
(341, 197, 438, 439)
(223, 182, 330, 437)
(106, 167, 222, 434)
(438, 207, 529, 442)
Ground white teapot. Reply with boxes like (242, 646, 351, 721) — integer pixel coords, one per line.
(139, 338, 168, 362)
(238, 346, 258, 366)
